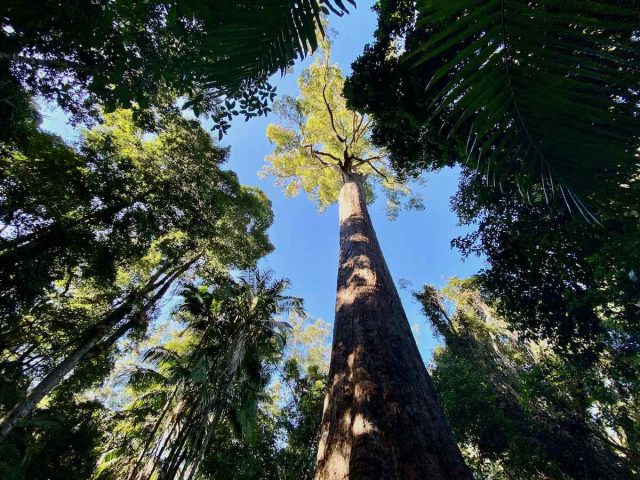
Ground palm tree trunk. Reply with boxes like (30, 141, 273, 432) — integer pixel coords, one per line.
(314, 176, 472, 479)
(0, 256, 198, 442)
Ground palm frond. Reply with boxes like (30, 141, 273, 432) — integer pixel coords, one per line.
(185, 1, 355, 98)
(142, 346, 183, 366)
(410, 0, 640, 209)
(128, 367, 171, 390)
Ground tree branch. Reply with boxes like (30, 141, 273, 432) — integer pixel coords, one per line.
(352, 155, 385, 168)
(351, 112, 365, 147)
(354, 118, 372, 143)
(311, 152, 334, 168)
(322, 84, 345, 143)
(364, 160, 389, 181)
(303, 144, 342, 169)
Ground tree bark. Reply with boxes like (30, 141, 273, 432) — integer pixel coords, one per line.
(0, 256, 198, 442)
(314, 177, 472, 479)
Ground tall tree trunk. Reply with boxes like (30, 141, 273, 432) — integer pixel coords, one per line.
(314, 177, 472, 480)
(0, 256, 198, 442)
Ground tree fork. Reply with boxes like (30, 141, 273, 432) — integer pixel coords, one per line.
(314, 176, 472, 479)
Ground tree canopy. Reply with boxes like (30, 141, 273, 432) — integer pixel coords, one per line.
(1, 106, 272, 329)
(0, 0, 354, 134)
(0, 101, 275, 444)
(419, 277, 638, 479)
(451, 168, 639, 354)
(263, 43, 422, 218)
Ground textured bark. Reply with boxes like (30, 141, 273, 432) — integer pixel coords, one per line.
(314, 178, 472, 480)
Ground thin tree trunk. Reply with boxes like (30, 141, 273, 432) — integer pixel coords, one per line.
(314, 177, 472, 479)
(0, 256, 198, 442)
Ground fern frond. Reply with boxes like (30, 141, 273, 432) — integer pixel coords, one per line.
(411, 0, 640, 210)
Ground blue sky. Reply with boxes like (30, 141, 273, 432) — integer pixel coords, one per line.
(217, 1, 485, 357)
(41, 0, 484, 360)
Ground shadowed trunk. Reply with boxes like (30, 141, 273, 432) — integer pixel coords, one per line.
(314, 176, 472, 479)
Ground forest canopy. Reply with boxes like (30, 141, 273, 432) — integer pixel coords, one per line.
(1, 0, 639, 479)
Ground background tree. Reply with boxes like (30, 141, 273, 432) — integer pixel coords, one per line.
(0, 109, 274, 441)
(418, 278, 638, 479)
(0, 394, 107, 480)
(1, 108, 270, 324)
(451, 170, 639, 355)
(270, 358, 328, 480)
(194, 318, 330, 480)
(263, 43, 470, 479)
(445, 169, 640, 476)
(95, 271, 303, 480)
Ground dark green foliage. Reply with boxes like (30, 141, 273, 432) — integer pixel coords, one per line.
(452, 169, 639, 358)
(346, 0, 640, 208)
(197, 359, 326, 480)
(419, 279, 638, 479)
(0, 0, 354, 132)
(271, 359, 327, 480)
(444, 172, 640, 478)
(0, 395, 107, 480)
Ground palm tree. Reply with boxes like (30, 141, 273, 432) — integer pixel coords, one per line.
(123, 270, 303, 480)
(418, 0, 638, 205)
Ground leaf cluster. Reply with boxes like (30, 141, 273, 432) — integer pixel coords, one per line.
(264, 47, 423, 217)
(1, 0, 354, 132)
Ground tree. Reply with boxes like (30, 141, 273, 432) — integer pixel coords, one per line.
(93, 301, 330, 480)
(263, 44, 470, 479)
(96, 270, 303, 480)
(444, 171, 640, 471)
(0, 107, 271, 325)
(270, 358, 328, 480)
(451, 170, 639, 354)
(346, 0, 639, 211)
(0, 0, 355, 134)
(193, 322, 330, 480)
(0, 109, 274, 441)
(417, 277, 638, 479)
